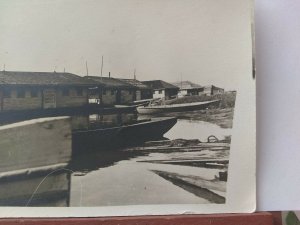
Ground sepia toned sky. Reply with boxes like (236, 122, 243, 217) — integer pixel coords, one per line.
(0, 0, 252, 90)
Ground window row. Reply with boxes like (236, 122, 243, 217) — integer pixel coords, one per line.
(2, 89, 84, 98)
(3, 90, 39, 98)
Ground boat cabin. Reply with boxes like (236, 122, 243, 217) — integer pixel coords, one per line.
(0, 71, 94, 112)
(86, 76, 136, 106)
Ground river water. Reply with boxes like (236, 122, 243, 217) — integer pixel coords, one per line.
(68, 113, 231, 206)
(0, 111, 231, 206)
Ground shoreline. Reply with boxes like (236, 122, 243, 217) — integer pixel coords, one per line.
(159, 107, 235, 129)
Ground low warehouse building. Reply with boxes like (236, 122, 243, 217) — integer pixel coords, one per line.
(0, 71, 94, 112)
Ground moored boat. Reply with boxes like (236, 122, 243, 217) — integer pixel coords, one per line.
(137, 100, 220, 114)
(72, 117, 177, 152)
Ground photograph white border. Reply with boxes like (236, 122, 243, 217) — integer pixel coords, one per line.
(0, 0, 255, 216)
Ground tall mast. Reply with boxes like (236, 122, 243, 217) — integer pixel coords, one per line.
(134, 68, 136, 80)
(181, 72, 183, 89)
(85, 61, 89, 76)
(100, 56, 104, 78)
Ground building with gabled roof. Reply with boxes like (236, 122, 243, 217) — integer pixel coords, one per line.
(119, 78, 152, 101)
(203, 85, 225, 96)
(172, 81, 204, 97)
(142, 80, 179, 100)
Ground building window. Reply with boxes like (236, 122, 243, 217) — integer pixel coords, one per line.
(17, 90, 25, 98)
(129, 90, 132, 95)
(103, 90, 107, 95)
(158, 90, 163, 94)
(76, 88, 83, 96)
(31, 90, 38, 98)
(111, 90, 115, 95)
(3, 89, 10, 98)
(62, 89, 69, 96)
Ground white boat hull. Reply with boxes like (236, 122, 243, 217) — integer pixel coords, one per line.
(137, 100, 220, 114)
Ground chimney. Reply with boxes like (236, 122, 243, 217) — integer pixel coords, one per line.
(109, 72, 111, 78)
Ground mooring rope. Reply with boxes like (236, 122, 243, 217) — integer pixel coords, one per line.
(26, 168, 83, 207)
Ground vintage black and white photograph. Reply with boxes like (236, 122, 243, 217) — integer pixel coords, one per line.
(0, 0, 255, 216)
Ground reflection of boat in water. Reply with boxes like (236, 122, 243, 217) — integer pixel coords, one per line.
(0, 117, 72, 206)
(137, 100, 220, 114)
(0, 164, 71, 206)
(0, 105, 137, 126)
(72, 117, 177, 152)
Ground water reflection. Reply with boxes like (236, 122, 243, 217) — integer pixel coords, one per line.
(71, 113, 137, 131)
(0, 166, 71, 206)
(69, 149, 146, 173)
(165, 120, 231, 141)
(71, 113, 177, 152)
(68, 115, 231, 206)
(0, 157, 72, 207)
(0, 110, 231, 206)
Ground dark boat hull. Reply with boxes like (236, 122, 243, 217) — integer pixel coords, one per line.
(72, 117, 177, 152)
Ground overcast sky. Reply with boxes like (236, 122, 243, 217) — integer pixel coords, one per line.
(0, 0, 252, 90)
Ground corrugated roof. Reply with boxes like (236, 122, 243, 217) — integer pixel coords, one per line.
(172, 81, 203, 90)
(0, 71, 95, 86)
(86, 76, 135, 89)
(142, 80, 179, 90)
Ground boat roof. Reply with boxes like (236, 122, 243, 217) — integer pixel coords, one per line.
(0, 71, 95, 86)
(86, 76, 135, 89)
